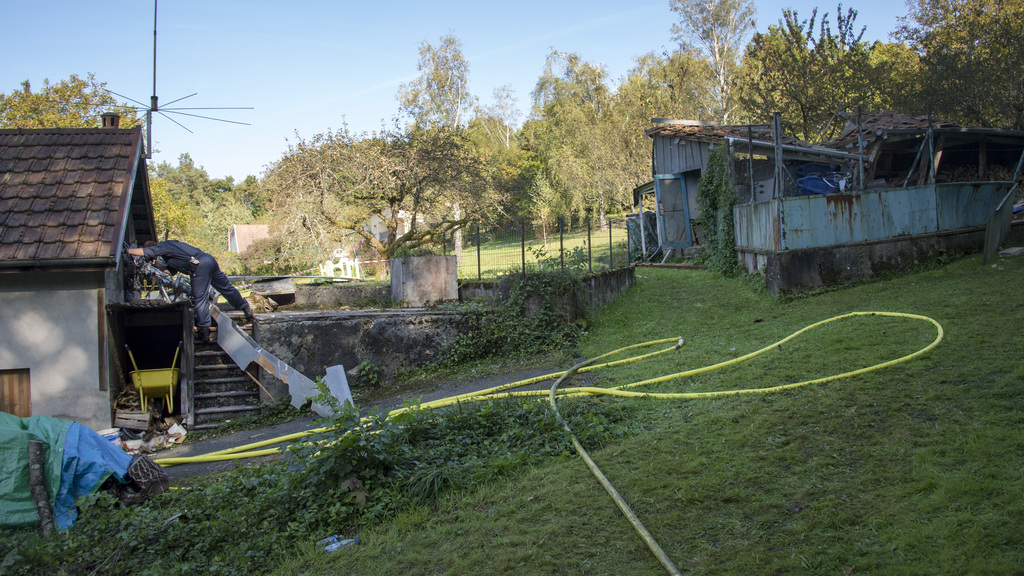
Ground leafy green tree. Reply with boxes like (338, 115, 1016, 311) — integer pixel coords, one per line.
(0, 73, 139, 128)
(261, 126, 492, 273)
(397, 33, 485, 261)
(235, 175, 271, 219)
(397, 33, 476, 129)
(867, 41, 925, 115)
(670, 0, 757, 123)
(147, 172, 198, 243)
(618, 51, 716, 122)
(473, 85, 520, 152)
(531, 51, 622, 227)
(897, 0, 1024, 128)
(150, 154, 256, 256)
(738, 5, 878, 140)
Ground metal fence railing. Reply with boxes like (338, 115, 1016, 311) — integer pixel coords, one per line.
(441, 217, 629, 281)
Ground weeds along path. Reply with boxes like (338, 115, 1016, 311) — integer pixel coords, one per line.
(153, 312, 943, 574)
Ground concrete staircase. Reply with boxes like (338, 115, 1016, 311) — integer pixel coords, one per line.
(192, 322, 261, 429)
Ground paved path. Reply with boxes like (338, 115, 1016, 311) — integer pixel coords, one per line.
(158, 365, 565, 482)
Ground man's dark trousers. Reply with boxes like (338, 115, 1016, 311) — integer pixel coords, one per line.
(192, 253, 248, 328)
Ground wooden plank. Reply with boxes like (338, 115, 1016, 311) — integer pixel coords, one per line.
(0, 369, 31, 417)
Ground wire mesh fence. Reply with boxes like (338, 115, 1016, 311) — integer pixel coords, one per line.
(224, 216, 631, 283)
(441, 217, 630, 281)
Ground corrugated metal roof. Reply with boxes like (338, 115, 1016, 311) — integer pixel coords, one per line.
(0, 127, 146, 266)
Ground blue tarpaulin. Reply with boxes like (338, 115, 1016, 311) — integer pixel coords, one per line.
(0, 413, 133, 530)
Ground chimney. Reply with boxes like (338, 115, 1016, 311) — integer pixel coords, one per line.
(101, 113, 121, 129)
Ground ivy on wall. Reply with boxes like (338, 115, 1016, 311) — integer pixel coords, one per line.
(697, 144, 741, 275)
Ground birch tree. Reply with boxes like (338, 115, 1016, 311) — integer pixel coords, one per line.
(397, 33, 478, 261)
(397, 34, 476, 129)
(670, 0, 757, 123)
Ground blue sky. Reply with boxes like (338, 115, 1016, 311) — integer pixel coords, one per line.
(2, 1, 909, 180)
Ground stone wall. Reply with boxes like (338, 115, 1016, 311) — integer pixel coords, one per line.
(254, 266, 636, 401)
(252, 309, 471, 400)
(391, 256, 458, 307)
(294, 283, 390, 309)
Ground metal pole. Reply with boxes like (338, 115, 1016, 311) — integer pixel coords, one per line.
(475, 223, 481, 282)
(559, 216, 564, 271)
(857, 106, 865, 190)
(747, 125, 755, 202)
(774, 112, 787, 251)
(521, 218, 526, 280)
(587, 216, 592, 272)
(609, 219, 613, 269)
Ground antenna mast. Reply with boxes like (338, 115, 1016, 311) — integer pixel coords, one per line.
(147, 0, 158, 159)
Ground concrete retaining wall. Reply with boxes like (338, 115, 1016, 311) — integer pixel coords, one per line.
(391, 256, 458, 307)
(457, 266, 636, 312)
(751, 220, 1024, 296)
(253, 309, 471, 400)
(294, 283, 390, 308)
(254, 266, 636, 401)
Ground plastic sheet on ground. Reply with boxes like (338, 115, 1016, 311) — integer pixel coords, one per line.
(0, 412, 133, 530)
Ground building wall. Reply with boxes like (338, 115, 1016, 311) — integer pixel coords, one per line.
(653, 136, 710, 174)
(0, 271, 110, 430)
(734, 182, 1013, 253)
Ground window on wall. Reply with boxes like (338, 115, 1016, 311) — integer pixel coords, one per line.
(0, 369, 31, 417)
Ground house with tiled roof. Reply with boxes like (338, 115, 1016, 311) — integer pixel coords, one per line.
(227, 224, 269, 254)
(0, 122, 172, 429)
(640, 112, 1024, 295)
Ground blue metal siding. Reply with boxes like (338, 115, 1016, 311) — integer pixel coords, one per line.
(653, 136, 709, 174)
(936, 183, 1008, 230)
(733, 200, 780, 250)
(735, 182, 1011, 251)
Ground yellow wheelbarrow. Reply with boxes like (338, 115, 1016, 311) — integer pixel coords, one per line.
(126, 342, 181, 413)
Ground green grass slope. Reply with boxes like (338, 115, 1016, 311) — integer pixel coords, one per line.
(294, 253, 1024, 575)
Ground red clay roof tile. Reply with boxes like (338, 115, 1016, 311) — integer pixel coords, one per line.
(41, 226, 63, 243)
(0, 127, 146, 266)
(34, 242, 62, 260)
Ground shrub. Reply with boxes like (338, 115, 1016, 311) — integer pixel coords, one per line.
(439, 270, 589, 365)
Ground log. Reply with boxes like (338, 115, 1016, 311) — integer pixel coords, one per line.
(27, 440, 55, 536)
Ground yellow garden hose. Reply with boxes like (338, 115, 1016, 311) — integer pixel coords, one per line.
(541, 311, 942, 576)
(153, 312, 943, 574)
(153, 338, 684, 466)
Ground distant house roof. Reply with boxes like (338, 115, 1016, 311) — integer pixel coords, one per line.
(0, 127, 155, 269)
(228, 224, 270, 253)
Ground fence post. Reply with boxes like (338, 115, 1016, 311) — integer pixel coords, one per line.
(587, 216, 592, 273)
(521, 218, 526, 280)
(476, 223, 481, 282)
(609, 220, 613, 269)
(559, 216, 564, 271)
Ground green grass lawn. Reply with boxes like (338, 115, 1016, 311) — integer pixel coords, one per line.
(283, 252, 1024, 575)
(8, 249, 1020, 576)
(455, 225, 629, 280)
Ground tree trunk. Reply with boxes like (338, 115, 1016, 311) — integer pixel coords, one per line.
(27, 440, 54, 536)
